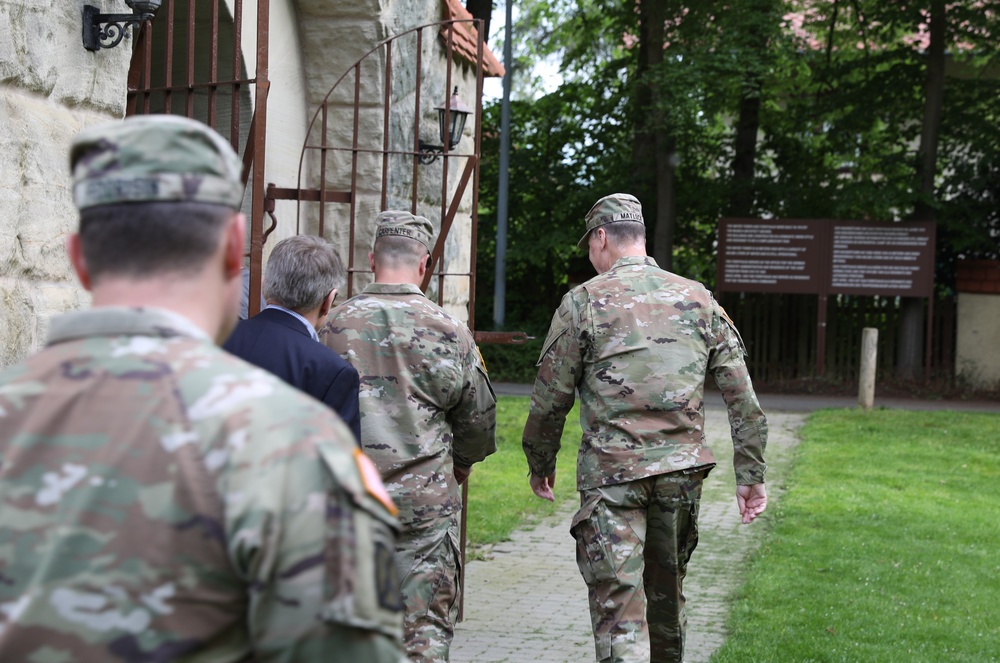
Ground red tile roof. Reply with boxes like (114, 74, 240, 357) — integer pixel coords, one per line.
(441, 0, 505, 78)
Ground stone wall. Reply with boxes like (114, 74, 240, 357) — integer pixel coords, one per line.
(0, 0, 133, 367)
(0, 0, 487, 369)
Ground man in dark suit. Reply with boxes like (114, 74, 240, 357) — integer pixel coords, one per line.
(224, 235, 361, 443)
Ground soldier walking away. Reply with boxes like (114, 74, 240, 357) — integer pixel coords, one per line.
(521, 193, 769, 663)
(321, 211, 497, 662)
(0, 115, 406, 662)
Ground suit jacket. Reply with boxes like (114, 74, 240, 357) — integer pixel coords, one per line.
(223, 307, 362, 444)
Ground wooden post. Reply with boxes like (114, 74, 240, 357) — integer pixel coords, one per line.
(858, 327, 878, 410)
(816, 294, 828, 377)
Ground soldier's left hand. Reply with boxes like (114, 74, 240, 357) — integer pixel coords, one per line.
(736, 483, 767, 524)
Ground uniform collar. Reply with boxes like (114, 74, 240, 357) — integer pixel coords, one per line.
(47, 307, 212, 346)
(610, 255, 659, 270)
(361, 282, 426, 297)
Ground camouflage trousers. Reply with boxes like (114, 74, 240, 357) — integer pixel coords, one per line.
(571, 470, 706, 663)
(395, 512, 462, 662)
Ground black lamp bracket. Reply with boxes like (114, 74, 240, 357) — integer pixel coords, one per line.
(82, 4, 153, 51)
(417, 140, 460, 165)
(416, 86, 470, 165)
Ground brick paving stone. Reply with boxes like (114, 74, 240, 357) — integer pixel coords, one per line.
(452, 395, 805, 663)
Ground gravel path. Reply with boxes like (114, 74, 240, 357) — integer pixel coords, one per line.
(451, 397, 805, 663)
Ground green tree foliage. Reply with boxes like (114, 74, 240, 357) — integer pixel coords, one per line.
(761, 1, 1000, 277)
(477, 0, 1000, 337)
(476, 77, 634, 335)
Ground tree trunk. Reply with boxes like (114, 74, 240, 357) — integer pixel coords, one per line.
(913, 0, 946, 224)
(899, 0, 946, 381)
(653, 135, 676, 271)
(728, 80, 761, 217)
(630, 0, 656, 215)
(641, 0, 676, 270)
(728, 0, 778, 218)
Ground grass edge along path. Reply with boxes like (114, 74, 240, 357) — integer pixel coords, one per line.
(464, 396, 581, 556)
(711, 408, 1000, 663)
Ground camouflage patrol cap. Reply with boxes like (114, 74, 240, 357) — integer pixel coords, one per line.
(578, 193, 644, 248)
(374, 211, 434, 254)
(70, 115, 244, 210)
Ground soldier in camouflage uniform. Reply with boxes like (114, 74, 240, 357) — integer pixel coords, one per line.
(320, 211, 497, 662)
(0, 115, 406, 662)
(522, 193, 768, 663)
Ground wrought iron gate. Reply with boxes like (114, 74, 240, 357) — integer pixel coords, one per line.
(125, 6, 518, 340)
(267, 19, 490, 330)
(126, 0, 270, 314)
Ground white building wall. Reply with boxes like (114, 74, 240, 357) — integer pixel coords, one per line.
(242, 0, 310, 254)
(955, 293, 1000, 390)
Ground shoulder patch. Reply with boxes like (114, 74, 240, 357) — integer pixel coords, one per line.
(354, 449, 398, 516)
(717, 305, 748, 357)
(719, 305, 736, 328)
(475, 345, 488, 373)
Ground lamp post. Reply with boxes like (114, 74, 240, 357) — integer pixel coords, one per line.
(494, 0, 513, 328)
(418, 87, 472, 165)
(83, 0, 161, 52)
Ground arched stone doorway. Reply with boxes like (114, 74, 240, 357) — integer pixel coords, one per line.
(125, 1, 502, 327)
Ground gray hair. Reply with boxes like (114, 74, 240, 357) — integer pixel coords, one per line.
(601, 220, 646, 248)
(372, 233, 428, 271)
(263, 235, 345, 311)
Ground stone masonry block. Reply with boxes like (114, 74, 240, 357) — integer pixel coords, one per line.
(0, 0, 130, 114)
(0, 277, 87, 367)
(956, 292, 1000, 388)
(300, 19, 386, 106)
(298, 0, 382, 20)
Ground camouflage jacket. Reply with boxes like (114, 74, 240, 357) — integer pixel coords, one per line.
(321, 283, 497, 525)
(522, 256, 767, 491)
(0, 307, 405, 663)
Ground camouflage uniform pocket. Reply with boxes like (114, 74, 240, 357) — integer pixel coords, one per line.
(396, 514, 462, 658)
(719, 307, 749, 357)
(536, 326, 569, 367)
(320, 490, 404, 640)
(570, 490, 618, 586)
(445, 525, 463, 618)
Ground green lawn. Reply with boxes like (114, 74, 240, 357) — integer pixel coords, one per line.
(464, 395, 581, 553)
(712, 408, 1000, 663)
(464, 401, 1000, 661)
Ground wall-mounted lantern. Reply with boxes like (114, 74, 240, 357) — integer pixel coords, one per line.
(418, 87, 472, 165)
(83, 0, 161, 51)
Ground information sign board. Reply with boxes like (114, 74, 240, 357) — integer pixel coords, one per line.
(828, 221, 935, 297)
(717, 219, 825, 294)
(716, 218, 935, 298)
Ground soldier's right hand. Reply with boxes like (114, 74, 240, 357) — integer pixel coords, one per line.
(529, 473, 556, 502)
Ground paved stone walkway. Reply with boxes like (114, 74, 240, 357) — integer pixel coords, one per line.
(451, 396, 805, 663)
